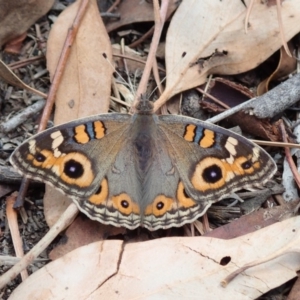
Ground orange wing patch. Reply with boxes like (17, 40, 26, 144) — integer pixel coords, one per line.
(93, 121, 106, 139)
(199, 129, 215, 148)
(88, 178, 109, 205)
(74, 125, 90, 144)
(183, 124, 196, 142)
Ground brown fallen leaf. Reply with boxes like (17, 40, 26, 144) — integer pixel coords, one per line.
(154, 0, 300, 110)
(49, 215, 125, 260)
(0, 0, 55, 49)
(9, 216, 300, 299)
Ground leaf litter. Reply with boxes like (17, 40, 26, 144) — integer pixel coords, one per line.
(1, 0, 300, 299)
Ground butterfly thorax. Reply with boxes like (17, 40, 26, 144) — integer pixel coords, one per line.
(131, 113, 157, 178)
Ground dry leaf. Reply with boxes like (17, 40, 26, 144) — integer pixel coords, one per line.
(155, 0, 300, 109)
(9, 217, 300, 299)
(257, 44, 297, 95)
(49, 215, 125, 260)
(0, 0, 55, 48)
(47, 0, 112, 122)
(45, 0, 113, 226)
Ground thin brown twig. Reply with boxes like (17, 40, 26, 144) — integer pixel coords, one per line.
(113, 53, 165, 72)
(0, 203, 79, 289)
(129, 26, 155, 48)
(106, 0, 121, 13)
(6, 193, 28, 281)
(196, 87, 230, 109)
(8, 55, 45, 70)
(131, 0, 169, 111)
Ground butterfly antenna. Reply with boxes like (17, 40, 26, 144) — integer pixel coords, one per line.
(102, 52, 134, 91)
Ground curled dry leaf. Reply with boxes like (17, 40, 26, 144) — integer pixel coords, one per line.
(9, 217, 300, 299)
(0, 0, 55, 48)
(45, 0, 113, 226)
(257, 44, 297, 95)
(155, 0, 300, 110)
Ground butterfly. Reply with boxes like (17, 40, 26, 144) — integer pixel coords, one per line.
(10, 98, 277, 230)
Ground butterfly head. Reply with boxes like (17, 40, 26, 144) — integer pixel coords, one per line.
(135, 96, 154, 115)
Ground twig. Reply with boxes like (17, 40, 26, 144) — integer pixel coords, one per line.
(6, 193, 28, 281)
(0, 203, 79, 289)
(8, 55, 45, 70)
(131, 0, 169, 110)
(106, 0, 121, 13)
(1, 99, 45, 133)
(206, 72, 300, 123)
(129, 26, 155, 48)
(206, 97, 258, 124)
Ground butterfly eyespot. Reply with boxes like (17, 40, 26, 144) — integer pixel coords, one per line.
(64, 159, 84, 178)
(35, 153, 46, 162)
(202, 164, 223, 183)
(241, 160, 252, 170)
(156, 201, 164, 210)
(121, 200, 129, 208)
